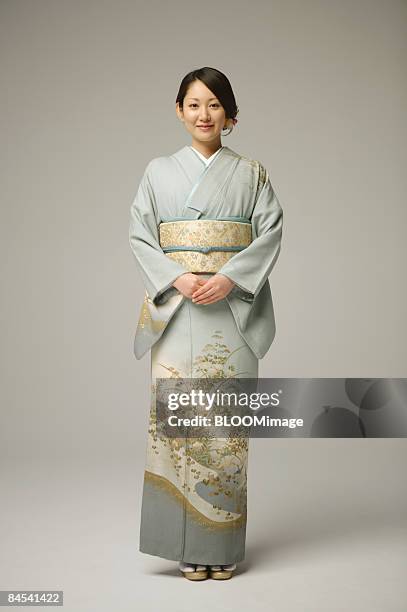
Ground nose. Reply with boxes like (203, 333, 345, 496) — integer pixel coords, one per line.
(199, 108, 211, 121)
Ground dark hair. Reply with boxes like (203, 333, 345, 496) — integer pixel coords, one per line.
(175, 67, 239, 122)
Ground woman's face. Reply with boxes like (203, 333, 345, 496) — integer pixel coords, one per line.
(176, 79, 227, 145)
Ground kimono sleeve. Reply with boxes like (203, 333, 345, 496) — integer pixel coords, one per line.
(128, 160, 188, 305)
(217, 166, 283, 301)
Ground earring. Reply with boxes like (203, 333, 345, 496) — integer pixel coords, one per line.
(222, 118, 238, 131)
(222, 120, 233, 135)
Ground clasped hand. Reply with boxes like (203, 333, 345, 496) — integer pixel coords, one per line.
(173, 272, 235, 305)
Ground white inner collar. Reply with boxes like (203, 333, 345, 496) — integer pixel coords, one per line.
(190, 145, 223, 165)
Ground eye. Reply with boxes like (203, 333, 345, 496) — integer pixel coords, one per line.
(188, 103, 219, 108)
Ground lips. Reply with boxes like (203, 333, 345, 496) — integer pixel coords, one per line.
(197, 125, 213, 128)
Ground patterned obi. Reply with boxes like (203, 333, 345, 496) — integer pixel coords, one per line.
(158, 217, 252, 273)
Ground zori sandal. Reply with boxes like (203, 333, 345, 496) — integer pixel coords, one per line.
(209, 563, 236, 580)
(179, 561, 208, 581)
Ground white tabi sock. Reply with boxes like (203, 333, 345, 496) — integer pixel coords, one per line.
(179, 561, 207, 573)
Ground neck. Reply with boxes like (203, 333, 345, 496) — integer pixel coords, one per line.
(191, 138, 222, 159)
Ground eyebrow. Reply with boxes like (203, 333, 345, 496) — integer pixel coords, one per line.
(187, 97, 219, 101)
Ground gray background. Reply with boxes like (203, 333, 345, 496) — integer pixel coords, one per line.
(1, 0, 406, 610)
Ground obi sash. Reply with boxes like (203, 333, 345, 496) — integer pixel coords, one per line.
(158, 217, 252, 273)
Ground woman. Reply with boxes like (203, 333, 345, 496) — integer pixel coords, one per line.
(129, 67, 283, 580)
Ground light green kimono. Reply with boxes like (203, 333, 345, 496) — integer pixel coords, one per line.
(129, 144, 283, 564)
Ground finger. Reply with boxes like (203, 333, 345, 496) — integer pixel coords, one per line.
(194, 295, 220, 304)
(193, 285, 216, 298)
(192, 285, 215, 298)
(193, 291, 219, 304)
